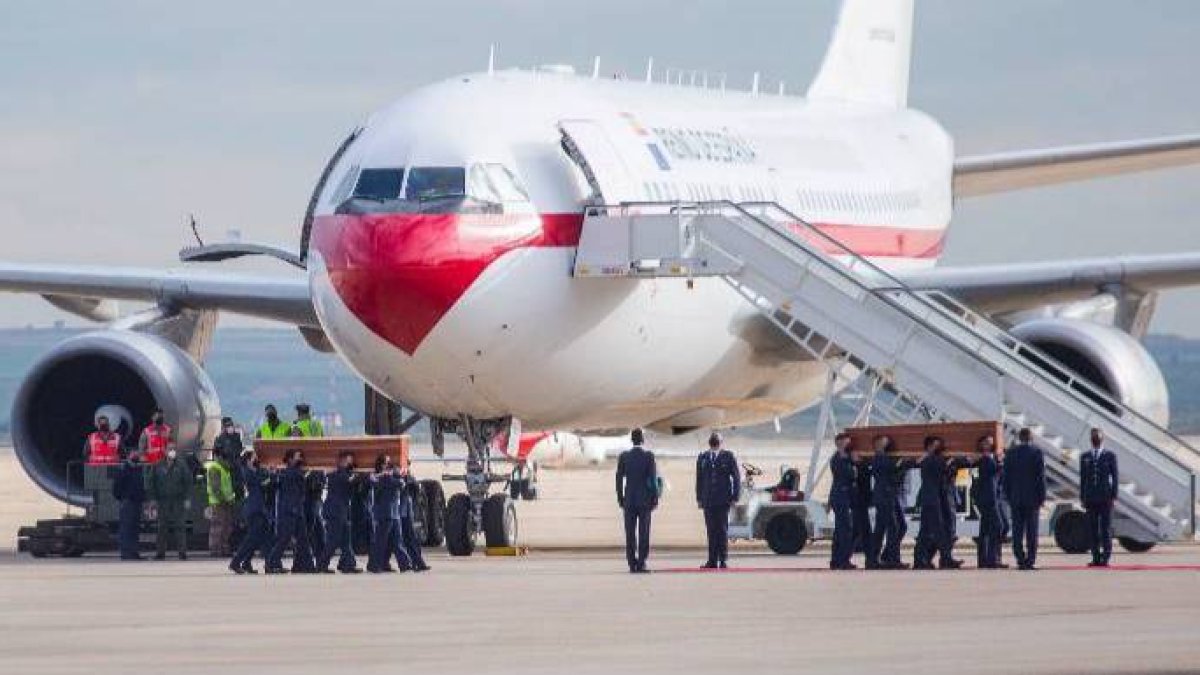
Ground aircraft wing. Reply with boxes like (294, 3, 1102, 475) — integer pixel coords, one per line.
(0, 262, 317, 326)
(954, 133, 1200, 197)
(898, 252, 1200, 314)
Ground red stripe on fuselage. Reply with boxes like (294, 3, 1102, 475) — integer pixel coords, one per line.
(311, 211, 943, 355)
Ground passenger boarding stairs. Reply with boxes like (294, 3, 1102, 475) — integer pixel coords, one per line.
(573, 201, 1198, 544)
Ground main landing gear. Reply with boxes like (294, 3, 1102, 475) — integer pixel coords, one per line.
(439, 415, 521, 556)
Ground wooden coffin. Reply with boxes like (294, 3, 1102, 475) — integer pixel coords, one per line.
(251, 435, 410, 470)
(844, 421, 1004, 461)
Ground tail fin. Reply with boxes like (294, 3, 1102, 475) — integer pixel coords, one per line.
(806, 0, 915, 108)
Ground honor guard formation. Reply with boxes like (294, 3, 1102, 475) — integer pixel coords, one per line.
(87, 403, 429, 575)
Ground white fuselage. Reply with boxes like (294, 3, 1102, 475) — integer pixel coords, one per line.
(306, 69, 954, 433)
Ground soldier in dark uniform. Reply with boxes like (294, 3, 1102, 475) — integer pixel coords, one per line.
(974, 434, 1006, 569)
(869, 435, 910, 569)
(317, 451, 363, 574)
(1004, 427, 1047, 570)
(265, 449, 316, 574)
(1080, 427, 1119, 567)
(914, 436, 962, 569)
(827, 432, 856, 570)
(112, 451, 147, 560)
(304, 469, 327, 569)
(368, 454, 415, 573)
(695, 431, 740, 569)
(615, 428, 658, 573)
(397, 463, 429, 572)
(852, 453, 873, 558)
(230, 449, 271, 574)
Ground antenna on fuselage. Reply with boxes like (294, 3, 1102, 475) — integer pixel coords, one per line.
(487, 44, 496, 75)
(752, 72, 760, 96)
(645, 57, 654, 83)
(592, 56, 600, 79)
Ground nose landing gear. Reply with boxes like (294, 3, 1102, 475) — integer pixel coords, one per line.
(440, 415, 521, 555)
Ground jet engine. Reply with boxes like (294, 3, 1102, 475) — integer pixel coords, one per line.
(1010, 318, 1169, 426)
(11, 330, 221, 505)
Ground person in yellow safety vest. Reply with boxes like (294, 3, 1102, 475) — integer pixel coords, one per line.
(256, 404, 291, 440)
(205, 452, 237, 556)
(138, 409, 173, 464)
(290, 403, 325, 438)
(84, 415, 122, 465)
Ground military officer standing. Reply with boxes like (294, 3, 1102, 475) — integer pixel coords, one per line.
(695, 432, 740, 569)
(1080, 427, 1119, 567)
(827, 432, 856, 570)
(149, 447, 192, 560)
(112, 451, 147, 560)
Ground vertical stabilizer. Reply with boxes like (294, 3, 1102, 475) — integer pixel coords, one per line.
(806, 0, 914, 108)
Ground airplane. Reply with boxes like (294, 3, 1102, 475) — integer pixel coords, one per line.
(4, 0, 1200, 556)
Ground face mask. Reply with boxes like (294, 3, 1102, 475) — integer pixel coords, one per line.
(98, 423, 110, 432)
(266, 412, 278, 422)
(167, 450, 178, 461)
(224, 426, 234, 435)
(152, 416, 164, 425)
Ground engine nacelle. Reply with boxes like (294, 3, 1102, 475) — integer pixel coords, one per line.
(11, 331, 221, 505)
(1010, 318, 1169, 426)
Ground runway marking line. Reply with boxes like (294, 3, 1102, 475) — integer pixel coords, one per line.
(651, 564, 1200, 574)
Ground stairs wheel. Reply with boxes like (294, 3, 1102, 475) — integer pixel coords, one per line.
(1117, 536, 1155, 553)
(482, 493, 518, 548)
(445, 493, 475, 557)
(764, 513, 807, 555)
(1053, 510, 1091, 554)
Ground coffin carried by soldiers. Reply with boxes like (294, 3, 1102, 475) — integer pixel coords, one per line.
(844, 421, 1004, 460)
(252, 435, 410, 470)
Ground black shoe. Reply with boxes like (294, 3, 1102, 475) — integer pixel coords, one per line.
(178, 552, 188, 561)
(339, 567, 364, 574)
(939, 559, 964, 570)
(1088, 560, 1108, 568)
(242, 567, 259, 574)
(229, 563, 245, 575)
(318, 568, 335, 574)
(413, 564, 431, 572)
(632, 566, 650, 574)
(883, 561, 910, 570)
(913, 562, 935, 570)
(265, 568, 288, 575)
(718, 561, 728, 569)
(154, 552, 166, 561)
(701, 561, 717, 569)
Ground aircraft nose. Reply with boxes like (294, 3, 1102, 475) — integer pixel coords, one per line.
(309, 210, 551, 354)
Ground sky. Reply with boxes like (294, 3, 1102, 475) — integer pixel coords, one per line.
(1, 0, 1198, 333)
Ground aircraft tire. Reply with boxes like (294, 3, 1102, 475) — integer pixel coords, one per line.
(420, 480, 446, 547)
(482, 493, 518, 548)
(445, 493, 475, 557)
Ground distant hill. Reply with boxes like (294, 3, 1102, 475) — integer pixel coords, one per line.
(0, 327, 1198, 441)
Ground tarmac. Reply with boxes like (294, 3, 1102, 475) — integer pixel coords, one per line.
(2, 447, 1200, 674)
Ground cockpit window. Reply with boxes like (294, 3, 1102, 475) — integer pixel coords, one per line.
(353, 167, 405, 201)
(405, 167, 466, 200)
(469, 164, 530, 203)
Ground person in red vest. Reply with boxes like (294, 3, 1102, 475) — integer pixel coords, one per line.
(138, 409, 173, 464)
(84, 415, 122, 466)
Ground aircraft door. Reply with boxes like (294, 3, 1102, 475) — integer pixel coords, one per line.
(558, 120, 640, 206)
